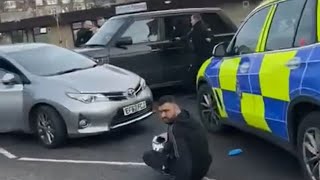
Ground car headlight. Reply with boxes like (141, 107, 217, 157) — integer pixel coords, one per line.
(66, 93, 108, 103)
(140, 78, 147, 90)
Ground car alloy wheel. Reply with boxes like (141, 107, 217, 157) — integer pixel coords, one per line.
(199, 92, 221, 129)
(303, 127, 320, 180)
(37, 112, 55, 145)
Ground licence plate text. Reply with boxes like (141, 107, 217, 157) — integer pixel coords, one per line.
(123, 101, 147, 116)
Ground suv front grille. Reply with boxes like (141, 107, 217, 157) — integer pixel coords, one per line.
(102, 82, 143, 101)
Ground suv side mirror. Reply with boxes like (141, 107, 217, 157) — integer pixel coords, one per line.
(212, 42, 228, 57)
(115, 37, 133, 49)
(2, 73, 16, 85)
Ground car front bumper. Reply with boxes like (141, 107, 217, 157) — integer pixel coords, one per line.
(61, 87, 153, 137)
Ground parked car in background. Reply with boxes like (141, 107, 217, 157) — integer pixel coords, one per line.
(0, 43, 153, 148)
(75, 8, 237, 89)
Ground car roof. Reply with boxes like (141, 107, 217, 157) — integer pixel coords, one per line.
(253, 0, 288, 11)
(0, 43, 53, 55)
(110, 7, 223, 20)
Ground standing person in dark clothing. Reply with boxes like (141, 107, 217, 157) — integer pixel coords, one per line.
(143, 95, 212, 180)
(75, 20, 95, 47)
(189, 13, 213, 62)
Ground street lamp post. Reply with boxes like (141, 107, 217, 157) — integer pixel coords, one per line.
(53, 10, 63, 46)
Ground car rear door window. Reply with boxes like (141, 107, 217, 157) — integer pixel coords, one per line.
(121, 18, 160, 44)
(230, 6, 270, 55)
(265, 0, 306, 51)
(294, 0, 316, 47)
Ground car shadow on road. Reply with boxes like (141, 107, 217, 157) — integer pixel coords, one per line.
(65, 123, 148, 148)
(0, 121, 149, 149)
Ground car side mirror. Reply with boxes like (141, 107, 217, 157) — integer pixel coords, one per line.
(212, 42, 228, 57)
(2, 73, 16, 85)
(115, 37, 133, 49)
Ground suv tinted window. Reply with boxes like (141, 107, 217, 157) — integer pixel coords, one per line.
(202, 13, 234, 34)
(231, 6, 270, 55)
(265, 0, 306, 51)
(294, 0, 316, 47)
(163, 15, 191, 40)
(121, 18, 160, 44)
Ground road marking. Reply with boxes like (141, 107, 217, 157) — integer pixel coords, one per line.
(18, 157, 147, 166)
(0, 148, 17, 159)
(0, 147, 216, 179)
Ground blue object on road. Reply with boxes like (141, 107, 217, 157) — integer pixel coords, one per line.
(228, 149, 243, 156)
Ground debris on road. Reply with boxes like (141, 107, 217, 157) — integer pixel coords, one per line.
(228, 149, 243, 156)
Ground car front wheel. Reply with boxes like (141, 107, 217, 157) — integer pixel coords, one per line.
(197, 84, 225, 133)
(34, 105, 67, 148)
(298, 111, 320, 180)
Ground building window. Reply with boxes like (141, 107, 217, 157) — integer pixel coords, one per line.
(35, 0, 44, 6)
(0, 32, 12, 45)
(33, 27, 50, 43)
(46, 0, 57, 5)
(3, 1, 17, 11)
(86, 2, 95, 9)
(61, 0, 71, 4)
(3, 0, 25, 12)
(11, 30, 28, 43)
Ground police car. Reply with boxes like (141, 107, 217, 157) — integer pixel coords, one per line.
(196, 0, 320, 179)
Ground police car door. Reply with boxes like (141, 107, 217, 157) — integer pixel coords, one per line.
(217, 5, 272, 128)
(252, 0, 313, 139)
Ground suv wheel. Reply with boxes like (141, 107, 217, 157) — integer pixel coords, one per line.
(298, 112, 320, 180)
(34, 106, 67, 148)
(197, 84, 225, 132)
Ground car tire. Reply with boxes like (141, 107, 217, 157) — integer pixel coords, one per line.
(297, 111, 320, 180)
(197, 84, 226, 133)
(33, 105, 67, 148)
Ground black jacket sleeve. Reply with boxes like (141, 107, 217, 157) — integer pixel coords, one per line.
(169, 124, 192, 180)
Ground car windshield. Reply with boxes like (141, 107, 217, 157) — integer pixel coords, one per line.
(6, 45, 96, 76)
(86, 18, 126, 46)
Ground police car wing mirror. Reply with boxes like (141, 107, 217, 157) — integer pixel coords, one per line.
(212, 42, 227, 57)
(115, 36, 133, 49)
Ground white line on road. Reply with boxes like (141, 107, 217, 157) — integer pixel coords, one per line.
(18, 157, 147, 166)
(0, 148, 17, 159)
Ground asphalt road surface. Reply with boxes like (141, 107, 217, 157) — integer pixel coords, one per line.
(0, 87, 304, 180)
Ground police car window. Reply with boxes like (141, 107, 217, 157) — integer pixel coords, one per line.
(232, 7, 270, 55)
(265, 0, 306, 51)
(121, 18, 160, 44)
(294, 0, 316, 47)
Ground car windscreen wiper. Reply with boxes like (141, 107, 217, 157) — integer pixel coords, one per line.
(85, 44, 106, 47)
(52, 68, 86, 75)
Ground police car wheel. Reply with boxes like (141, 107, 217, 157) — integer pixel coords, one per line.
(197, 84, 225, 133)
(297, 111, 320, 180)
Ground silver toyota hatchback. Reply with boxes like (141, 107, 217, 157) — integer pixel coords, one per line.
(0, 43, 153, 148)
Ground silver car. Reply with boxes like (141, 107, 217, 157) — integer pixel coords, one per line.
(0, 43, 153, 148)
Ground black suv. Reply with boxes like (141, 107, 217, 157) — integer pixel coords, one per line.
(75, 8, 237, 89)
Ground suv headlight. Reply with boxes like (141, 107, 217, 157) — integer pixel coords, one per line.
(140, 78, 147, 90)
(66, 93, 108, 103)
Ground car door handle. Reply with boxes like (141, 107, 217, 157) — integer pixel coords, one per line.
(239, 62, 250, 73)
(286, 57, 301, 69)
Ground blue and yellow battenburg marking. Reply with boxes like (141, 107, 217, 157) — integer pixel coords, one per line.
(195, 0, 320, 141)
(197, 44, 320, 141)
